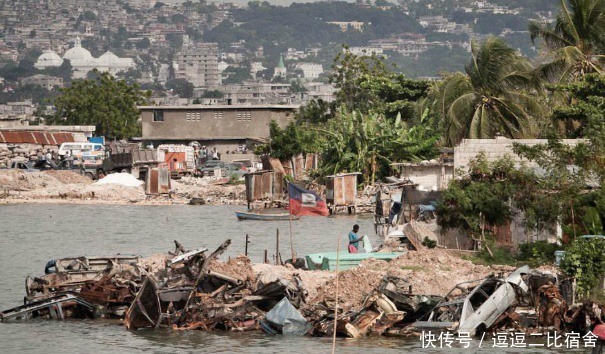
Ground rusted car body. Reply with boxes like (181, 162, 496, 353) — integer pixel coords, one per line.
(413, 266, 529, 336)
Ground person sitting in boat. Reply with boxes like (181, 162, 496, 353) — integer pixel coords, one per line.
(348, 224, 365, 253)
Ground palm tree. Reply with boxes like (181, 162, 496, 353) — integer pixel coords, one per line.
(426, 38, 543, 146)
(529, 0, 605, 83)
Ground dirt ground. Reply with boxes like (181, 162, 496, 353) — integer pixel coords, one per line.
(0, 170, 247, 205)
(200, 248, 511, 313)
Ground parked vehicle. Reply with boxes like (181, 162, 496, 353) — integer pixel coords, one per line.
(102, 147, 158, 180)
(225, 162, 247, 179)
(56, 160, 99, 180)
(6, 160, 40, 172)
(58, 142, 104, 160)
(157, 144, 195, 177)
(199, 160, 227, 177)
(232, 159, 260, 173)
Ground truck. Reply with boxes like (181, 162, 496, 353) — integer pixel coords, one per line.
(156, 144, 196, 177)
(101, 144, 159, 180)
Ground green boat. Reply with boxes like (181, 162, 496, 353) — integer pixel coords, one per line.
(305, 251, 405, 271)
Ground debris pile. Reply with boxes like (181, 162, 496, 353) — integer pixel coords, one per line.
(0, 143, 59, 168)
(172, 177, 246, 205)
(2, 240, 604, 342)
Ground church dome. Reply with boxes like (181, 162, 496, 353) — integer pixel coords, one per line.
(34, 50, 63, 69)
(63, 37, 93, 62)
(98, 51, 119, 65)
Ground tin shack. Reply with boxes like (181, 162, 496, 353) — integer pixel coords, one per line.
(325, 172, 360, 214)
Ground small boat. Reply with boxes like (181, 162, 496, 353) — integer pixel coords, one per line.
(305, 236, 404, 270)
(235, 210, 301, 221)
(305, 251, 405, 270)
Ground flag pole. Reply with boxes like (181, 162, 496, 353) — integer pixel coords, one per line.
(331, 232, 341, 354)
(288, 181, 296, 262)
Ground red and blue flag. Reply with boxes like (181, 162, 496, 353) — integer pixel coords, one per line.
(288, 183, 329, 216)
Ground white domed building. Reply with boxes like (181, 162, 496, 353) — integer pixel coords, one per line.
(34, 50, 63, 70)
(96, 51, 134, 76)
(34, 37, 134, 79)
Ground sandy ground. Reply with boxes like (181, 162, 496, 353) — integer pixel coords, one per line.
(0, 170, 247, 206)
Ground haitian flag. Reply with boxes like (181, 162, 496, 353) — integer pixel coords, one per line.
(288, 183, 330, 216)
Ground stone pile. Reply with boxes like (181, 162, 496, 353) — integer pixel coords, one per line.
(0, 143, 59, 167)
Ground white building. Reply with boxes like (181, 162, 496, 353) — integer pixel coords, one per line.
(34, 37, 134, 79)
(293, 63, 323, 79)
(34, 50, 63, 69)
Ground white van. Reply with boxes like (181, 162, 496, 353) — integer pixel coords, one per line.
(58, 142, 105, 159)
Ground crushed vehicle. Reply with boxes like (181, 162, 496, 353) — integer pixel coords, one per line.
(0, 293, 96, 321)
(26, 255, 141, 301)
(413, 265, 530, 336)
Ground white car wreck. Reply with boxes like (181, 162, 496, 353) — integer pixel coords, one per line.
(413, 265, 530, 336)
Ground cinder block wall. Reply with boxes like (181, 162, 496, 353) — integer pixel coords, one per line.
(454, 138, 584, 171)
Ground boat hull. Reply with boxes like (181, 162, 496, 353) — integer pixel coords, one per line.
(305, 251, 405, 270)
(235, 211, 300, 221)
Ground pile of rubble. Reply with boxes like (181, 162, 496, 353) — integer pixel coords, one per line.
(172, 177, 246, 205)
(1, 240, 603, 341)
(0, 170, 145, 202)
(0, 143, 59, 168)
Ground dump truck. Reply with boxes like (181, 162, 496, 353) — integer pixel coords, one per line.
(101, 145, 159, 180)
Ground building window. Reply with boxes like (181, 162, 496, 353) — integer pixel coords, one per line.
(153, 111, 164, 122)
(212, 111, 223, 119)
(237, 110, 252, 122)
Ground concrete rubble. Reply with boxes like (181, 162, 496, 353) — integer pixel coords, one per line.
(1, 239, 601, 341)
(0, 143, 59, 168)
(0, 170, 246, 205)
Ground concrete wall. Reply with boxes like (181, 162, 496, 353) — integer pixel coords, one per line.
(454, 137, 584, 171)
(399, 164, 454, 191)
(140, 106, 296, 141)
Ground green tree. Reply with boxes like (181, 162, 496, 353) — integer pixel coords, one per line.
(319, 109, 439, 184)
(561, 238, 605, 298)
(223, 66, 252, 83)
(529, 0, 605, 83)
(136, 38, 151, 50)
(329, 47, 428, 119)
(202, 89, 224, 98)
(426, 38, 543, 146)
(51, 70, 150, 139)
(166, 78, 194, 98)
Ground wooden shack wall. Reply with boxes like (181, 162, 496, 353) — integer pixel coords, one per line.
(326, 174, 357, 206)
(246, 171, 284, 202)
(343, 174, 357, 204)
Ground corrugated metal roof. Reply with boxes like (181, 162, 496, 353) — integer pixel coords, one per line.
(0, 130, 75, 144)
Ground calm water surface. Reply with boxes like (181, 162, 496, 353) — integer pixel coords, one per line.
(0, 204, 584, 353)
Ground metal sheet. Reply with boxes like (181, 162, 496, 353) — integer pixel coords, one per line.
(0, 130, 76, 145)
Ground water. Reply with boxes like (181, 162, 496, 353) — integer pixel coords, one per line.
(0, 204, 581, 353)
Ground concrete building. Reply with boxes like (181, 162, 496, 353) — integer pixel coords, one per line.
(34, 37, 134, 79)
(217, 82, 292, 105)
(327, 21, 369, 31)
(176, 43, 221, 88)
(273, 54, 286, 78)
(293, 62, 323, 79)
(34, 49, 63, 69)
(20, 74, 63, 90)
(139, 104, 298, 153)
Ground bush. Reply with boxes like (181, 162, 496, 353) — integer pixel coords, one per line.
(560, 238, 605, 299)
(518, 241, 563, 266)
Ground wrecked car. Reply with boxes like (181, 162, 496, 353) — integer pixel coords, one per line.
(27, 255, 141, 300)
(413, 265, 529, 336)
(1, 293, 96, 321)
